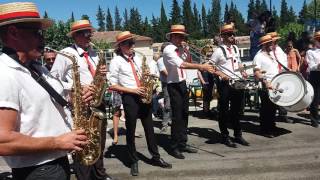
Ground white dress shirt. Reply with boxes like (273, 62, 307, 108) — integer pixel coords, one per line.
(210, 44, 242, 79)
(157, 57, 167, 82)
(163, 44, 187, 83)
(0, 53, 70, 168)
(273, 45, 288, 69)
(306, 48, 320, 72)
(253, 50, 280, 81)
(50, 44, 99, 90)
(109, 53, 144, 88)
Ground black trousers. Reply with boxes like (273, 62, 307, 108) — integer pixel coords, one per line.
(217, 81, 244, 137)
(308, 71, 320, 118)
(122, 93, 160, 164)
(258, 90, 277, 132)
(167, 81, 189, 149)
(12, 156, 70, 180)
(202, 83, 214, 112)
(73, 120, 108, 180)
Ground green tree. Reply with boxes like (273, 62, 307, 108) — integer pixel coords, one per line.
(261, 0, 268, 12)
(228, 1, 247, 35)
(288, 6, 297, 23)
(208, 0, 221, 36)
(278, 23, 304, 46)
(142, 17, 152, 37)
(151, 15, 162, 42)
(223, 3, 229, 23)
(129, 8, 142, 34)
(159, 1, 169, 41)
(280, 0, 289, 26)
(81, 14, 90, 21)
(298, 0, 308, 24)
(170, 0, 182, 24)
(272, 6, 280, 30)
(192, 3, 202, 39)
(44, 20, 73, 50)
(201, 3, 208, 38)
(123, 8, 129, 30)
(69, 12, 75, 23)
(114, 6, 122, 30)
(247, 0, 255, 21)
(43, 11, 48, 18)
(182, 0, 195, 35)
(96, 5, 105, 31)
(255, 0, 262, 15)
(106, 8, 114, 31)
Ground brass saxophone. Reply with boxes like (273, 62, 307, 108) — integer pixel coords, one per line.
(134, 50, 157, 104)
(45, 47, 103, 166)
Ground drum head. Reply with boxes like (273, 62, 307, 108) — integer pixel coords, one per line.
(268, 72, 306, 107)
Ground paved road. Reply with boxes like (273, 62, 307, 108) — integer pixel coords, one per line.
(1, 105, 320, 180)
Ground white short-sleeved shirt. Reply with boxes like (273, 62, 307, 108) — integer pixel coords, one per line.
(273, 46, 288, 69)
(157, 57, 167, 82)
(306, 48, 320, 72)
(163, 44, 186, 83)
(148, 58, 159, 78)
(50, 44, 99, 89)
(109, 54, 143, 88)
(210, 44, 242, 79)
(253, 50, 280, 81)
(0, 53, 70, 168)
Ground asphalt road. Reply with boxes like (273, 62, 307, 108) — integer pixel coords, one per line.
(1, 103, 320, 180)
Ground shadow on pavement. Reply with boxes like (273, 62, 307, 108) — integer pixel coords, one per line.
(187, 127, 221, 144)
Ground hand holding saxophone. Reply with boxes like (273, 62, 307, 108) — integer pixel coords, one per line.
(133, 86, 147, 96)
(81, 85, 95, 105)
(54, 129, 88, 152)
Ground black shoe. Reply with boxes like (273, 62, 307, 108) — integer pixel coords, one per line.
(222, 136, 237, 148)
(104, 174, 116, 180)
(130, 162, 139, 176)
(171, 149, 185, 159)
(151, 158, 172, 169)
(179, 146, 198, 153)
(311, 121, 319, 128)
(234, 136, 250, 146)
(260, 130, 275, 138)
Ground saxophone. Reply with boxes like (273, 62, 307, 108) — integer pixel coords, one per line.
(45, 47, 103, 166)
(134, 50, 157, 104)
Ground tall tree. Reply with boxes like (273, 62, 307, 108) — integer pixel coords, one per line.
(192, 3, 201, 38)
(159, 1, 169, 41)
(151, 15, 162, 42)
(106, 8, 114, 31)
(142, 17, 152, 37)
(228, 2, 247, 35)
(114, 6, 122, 30)
(81, 14, 90, 21)
(96, 5, 105, 31)
(182, 0, 194, 35)
(129, 8, 142, 34)
(224, 3, 229, 23)
(255, 0, 262, 15)
(280, 0, 289, 26)
(201, 3, 208, 38)
(247, 0, 255, 21)
(272, 6, 280, 30)
(69, 12, 75, 23)
(170, 0, 182, 24)
(123, 8, 129, 30)
(208, 0, 221, 36)
(298, 0, 308, 24)
(287, 6, 297, 23)
(261, 0, 268, 12)
(43, 11, 48, 18)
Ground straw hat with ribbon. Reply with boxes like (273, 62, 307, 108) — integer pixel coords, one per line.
(67, 19, 95, 37)
(115, 31, 136, 45)
(0, 2, 52, 29)
(267, 32, 281, 41)
(220, 24, 237, 35)
(165, 24, 189, 40)
(258, 35, 273, 46)
(314, 31, 320, 40)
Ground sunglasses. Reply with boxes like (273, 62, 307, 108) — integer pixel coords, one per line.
(16, 26, 45, 37)
(120, 40, 135, 46)
(224, 32, 235, 37)
(76, 30, 92, 38)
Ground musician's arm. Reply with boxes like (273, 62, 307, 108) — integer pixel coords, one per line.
(306, 50, 318, 71)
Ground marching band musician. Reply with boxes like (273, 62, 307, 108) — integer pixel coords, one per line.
(210, 24, 250, 148)
(163, 25, 214, 159)
(108, 31, 172, 176)
(267, 32, 291, 124)
(50, 20, 113, 180)
(253, 35, 285, 138)
(0, 2, 88, 180)
(305, 31, 320, 128)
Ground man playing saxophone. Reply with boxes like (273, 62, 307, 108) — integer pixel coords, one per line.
(109, 31, 172, 176)
(50, 20, 113, 180)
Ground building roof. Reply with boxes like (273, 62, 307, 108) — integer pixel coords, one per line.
(92, 31, 153, 44)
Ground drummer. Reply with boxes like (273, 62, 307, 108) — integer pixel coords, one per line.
(253, 35, 284, 138)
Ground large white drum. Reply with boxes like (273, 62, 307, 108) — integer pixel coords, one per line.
(268, 72, 314, 112)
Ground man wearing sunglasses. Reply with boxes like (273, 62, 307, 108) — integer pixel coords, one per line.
(43, 50, 57, 71)
(0, 2, 89, 180)
(50, 20, 113, 180)
(210, 24, 249, 148)
(109, 31, 172, 176)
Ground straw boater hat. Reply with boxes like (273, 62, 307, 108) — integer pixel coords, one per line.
(115, 31, 136, 46)
(258, 35, 273, 46)
(220, 24, 237, 35)
(67, 20, 95, 37)
(165, 24, 189, 40)
(314, 31, 320, 40)
(267, 32, 281, 41)
(0, 2, 52, 29)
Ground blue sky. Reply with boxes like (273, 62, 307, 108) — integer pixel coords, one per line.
(1, 0, 311, 27)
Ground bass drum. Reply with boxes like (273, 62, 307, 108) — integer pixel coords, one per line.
(268, 71, 314, 112)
